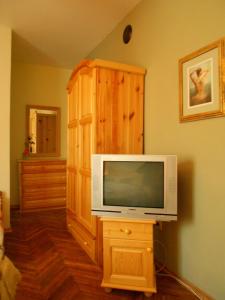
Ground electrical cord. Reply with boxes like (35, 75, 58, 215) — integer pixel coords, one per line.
(154, 239, 167, 274)
(154, 239, 202, 300)
(157, 273, 202, 300)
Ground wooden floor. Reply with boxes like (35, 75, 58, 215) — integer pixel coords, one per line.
(4, 209, 198, 300)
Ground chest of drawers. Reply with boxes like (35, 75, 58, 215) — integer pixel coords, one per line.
(19, 160, 66, 212)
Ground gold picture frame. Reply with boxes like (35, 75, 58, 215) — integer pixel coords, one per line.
(179, 39, 225, 122)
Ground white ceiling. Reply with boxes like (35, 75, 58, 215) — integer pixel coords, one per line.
(0, 0, 142, 69)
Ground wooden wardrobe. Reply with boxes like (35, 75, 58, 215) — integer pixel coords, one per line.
(66, 59, 145, 265)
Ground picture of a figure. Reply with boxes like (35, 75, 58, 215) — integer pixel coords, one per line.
(188, 59, 213, 107)
(179, 41, 222, 122)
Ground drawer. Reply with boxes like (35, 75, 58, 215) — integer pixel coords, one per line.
(22, 173, 66, 186)
(67, 216, 96, 262)
(22, 197, 66, 210)
(23, 185, 66, 200)
(21, 161, 66, 174)
(103, 220, 153, 241)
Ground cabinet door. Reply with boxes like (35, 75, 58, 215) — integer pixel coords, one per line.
(77, 68, 96, 236)
(67, 79, 79, 215)
(103, 238, 154, 289)
(96, 68, 143, 154)
(127, 73, 144, 153)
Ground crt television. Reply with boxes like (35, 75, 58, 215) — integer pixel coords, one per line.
(91, 154, 177, 221)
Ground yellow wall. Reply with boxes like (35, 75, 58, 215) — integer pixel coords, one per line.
(0, 25, 11, 229)
(11, 62, 71, 206)
(88, 0, 225, 299)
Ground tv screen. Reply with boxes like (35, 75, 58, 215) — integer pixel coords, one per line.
(103, 161, 164, 208)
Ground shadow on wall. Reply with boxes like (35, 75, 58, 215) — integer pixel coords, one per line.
(178, 160, 194, 224)
(154, 160, 194, 273)
(12, 33, 59, 66)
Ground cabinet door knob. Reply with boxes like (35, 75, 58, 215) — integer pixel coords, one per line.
(147, 247, 152, 253)
(120, 228, 132, 235)
(83, 241, 88, 246)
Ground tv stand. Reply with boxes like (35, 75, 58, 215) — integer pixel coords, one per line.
(101, 217, 157, 297)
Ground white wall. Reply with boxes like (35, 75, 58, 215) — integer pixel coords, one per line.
(0, 25, 11, 228)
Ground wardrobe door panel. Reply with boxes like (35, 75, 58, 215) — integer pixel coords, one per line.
(96, 68, 143, 154)
(80, 68, 94, 116)
(67, 79, 79, 215)
(77, 69, 96, 236)
(78, 119, 96, 235)
(127, 73, 144, 154)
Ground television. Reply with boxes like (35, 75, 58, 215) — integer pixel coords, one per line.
(91, 154, 177, 221)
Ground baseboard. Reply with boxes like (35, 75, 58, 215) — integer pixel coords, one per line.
(157, 265, 214, 300)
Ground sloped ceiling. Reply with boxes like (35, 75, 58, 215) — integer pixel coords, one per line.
(0, 0, 142, 69)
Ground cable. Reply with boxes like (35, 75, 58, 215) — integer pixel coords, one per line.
(154, 239, 167, 273)
(153, 239, 202, 299)
(157, 272, 202, 300)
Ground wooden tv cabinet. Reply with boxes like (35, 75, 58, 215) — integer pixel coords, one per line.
(101, 217, 157, 297)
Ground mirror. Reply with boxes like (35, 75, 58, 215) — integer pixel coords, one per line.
(26, 105, 60, 157)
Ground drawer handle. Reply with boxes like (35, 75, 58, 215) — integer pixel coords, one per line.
(147, 247, 152, 253)
(83, 241, 88, 246)
(120, 228, 132, 235)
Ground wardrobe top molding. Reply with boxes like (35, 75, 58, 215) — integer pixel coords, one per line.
(67, 59, 146, 92)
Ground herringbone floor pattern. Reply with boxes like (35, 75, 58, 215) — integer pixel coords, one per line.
(4, 209, 198, 299)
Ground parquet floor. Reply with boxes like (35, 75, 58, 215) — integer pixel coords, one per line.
(4, 209, 198, 300)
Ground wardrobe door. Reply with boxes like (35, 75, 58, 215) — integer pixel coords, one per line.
(127, 73, 144, 154)
(96, 68, 144, 154)
(67, 78, 79, 215)
(77, 67, 96, 236)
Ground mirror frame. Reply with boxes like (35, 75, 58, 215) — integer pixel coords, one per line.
(26, 105, 61, 157)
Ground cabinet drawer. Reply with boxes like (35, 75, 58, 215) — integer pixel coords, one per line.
(22, 161, 66, 174)
(23, 185, 66, 200)
(103, 220, 153, 241)
(23, 197, 66, 210)
(67, 215, 96, 262)
(22, 173, 66, 186)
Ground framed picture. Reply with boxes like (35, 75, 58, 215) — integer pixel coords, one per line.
(179, 39, 225, 122)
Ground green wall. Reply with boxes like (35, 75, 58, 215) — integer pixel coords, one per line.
(88, 0, 225, 299)
(11, 62, 71, 206)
